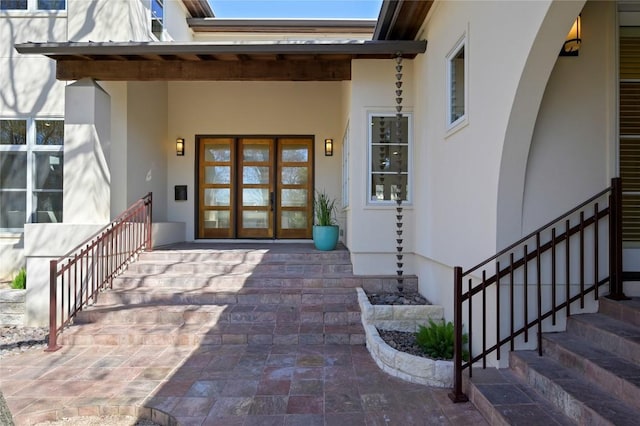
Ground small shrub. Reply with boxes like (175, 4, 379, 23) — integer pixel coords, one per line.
(416, 319, 468, 360)
(10, 268, 26, 290)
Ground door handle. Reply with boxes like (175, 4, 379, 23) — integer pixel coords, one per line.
(270, 191, 275, 212)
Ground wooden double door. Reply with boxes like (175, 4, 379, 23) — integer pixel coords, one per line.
(197, 136, 314, 239)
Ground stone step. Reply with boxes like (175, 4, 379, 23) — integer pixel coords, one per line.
(542, 332, 640, 410)
(139, 247, 352, 264)
(510, 350, 640, 425)
(598, 296, 640, 328)
(95, 288, 358, 306)
(463, 367, 575, 426)
(58, 322, 365, 346)
(126, 260, 353, 275)
(112, 274, 417, 293)
(74, 302, 362, 327)
(566, 313, 640, 364)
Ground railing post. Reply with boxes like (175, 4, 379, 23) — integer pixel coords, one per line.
(449, 266, 468, 403)
(145, 192, 153, 252)
(45, 260, 61, 352)
(608, 177, 628, 300)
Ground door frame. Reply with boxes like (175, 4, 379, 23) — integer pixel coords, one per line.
(194, 134, 315, 239)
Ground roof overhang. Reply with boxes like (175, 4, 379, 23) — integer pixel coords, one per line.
(14, 40, 427, 81)
(182, 0, 214, 18)
(188, 18, 376, 34)
(374, 0, 434, 40)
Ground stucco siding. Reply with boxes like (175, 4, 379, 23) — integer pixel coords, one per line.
(166, 81, 347, 241)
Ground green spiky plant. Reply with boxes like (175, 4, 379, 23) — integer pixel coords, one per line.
(416, 319, 468, 360)
(314, 190, 337, 226)
(10, 268, 26, 290)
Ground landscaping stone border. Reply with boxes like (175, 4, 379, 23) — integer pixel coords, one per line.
(0, 289, 25, 326)
(356, 288, 453, 388)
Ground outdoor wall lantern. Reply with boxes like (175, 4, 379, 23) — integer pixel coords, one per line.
(176, 138, 185, 156)
(560, 15, 581, 57)
(324, 138, 333, 156)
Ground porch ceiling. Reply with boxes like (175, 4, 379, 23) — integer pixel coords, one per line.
(14, 40, 427, 81)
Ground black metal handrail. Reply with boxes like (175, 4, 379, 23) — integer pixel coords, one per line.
(449, 178, 623, 402)
(46, 193, 152, 352)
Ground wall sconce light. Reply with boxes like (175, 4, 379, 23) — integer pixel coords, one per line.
(324, 138, 333, 156)
(559, 15, 581, 57)
(176, 138, 185, 156)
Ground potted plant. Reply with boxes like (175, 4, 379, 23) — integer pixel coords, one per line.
(313, 190, 339, 251)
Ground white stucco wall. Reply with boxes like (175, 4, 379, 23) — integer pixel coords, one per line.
(164, 0, 194, 41)
(166, 81, 347, 241)
(67, 0, 151, 42)
(0, 13, 67, 280)
(405, 0, 587, 321)
(522, 0, 615, 233)
(347, 59, 416, 275)
(126, 82, 169, 221)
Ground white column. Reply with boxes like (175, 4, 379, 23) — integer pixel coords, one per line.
(63, 79, 111, 223)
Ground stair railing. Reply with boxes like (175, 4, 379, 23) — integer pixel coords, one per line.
(46, 193, 153, 352)
(449, 178, 623, 402)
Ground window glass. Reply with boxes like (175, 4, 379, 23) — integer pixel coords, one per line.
(37, 0, 64, 10)
(0, 192, 26, 228)
(369, 114, 411, 203)
(151, 0, 163, 39)
(36, 120, 64, 145)
(0, 119, 63, 229)
(0, 0, 27, 10)
(0, 152, 27, 189)
(0, 120, 26, 145)
(34, 152, 62, 189)
(447, 37, 467, 127)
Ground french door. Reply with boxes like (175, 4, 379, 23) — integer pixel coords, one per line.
(197, 136, 313, 239)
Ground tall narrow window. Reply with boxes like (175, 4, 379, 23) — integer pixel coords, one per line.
(368, 113, 411, 204)
(447, 36, 467, 128)
(151, 0, 164, 40)
(0, 118, 63, 230)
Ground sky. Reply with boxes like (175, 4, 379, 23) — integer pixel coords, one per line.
(209, 1, 383, 19)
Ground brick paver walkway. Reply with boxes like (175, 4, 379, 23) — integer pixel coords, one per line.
(0, 343, 486, 425)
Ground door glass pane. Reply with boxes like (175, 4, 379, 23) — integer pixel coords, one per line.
(281, 189, 307, 207)
(243, 145, 269, 162)
(281, 167, 308, 185)
(281, 211, 307, 229)
(242, 210, 268, 229)
(203, 211, 230, 229)
(243, 166, 269, 184)
(33, 191, 62, 223)
(205, 166, 230, 184)
(0, 120, 26, 145)
(282, 145, 308, 162)
(204, 144, 231, 162)
(243, 189, 269, 206)
(35, 152, 63, 189)
(0, 152, 27, 189)
(0, 191, 26, 228)
(36, 120, 64, 145)
(204, 188, 230, 206)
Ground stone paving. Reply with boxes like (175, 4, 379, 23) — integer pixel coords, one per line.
(0, 343, 487, 425)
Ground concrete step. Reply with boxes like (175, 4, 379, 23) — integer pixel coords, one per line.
(126, 260, 353, 275)
(566, 313, 640, 364)
(542, 332, 640, 410)
(598, 296, 640, 328)
(464, 367, 575, 426)
(95, 287, 358, 306)
(58, 322, 365, 346)
(139, 246, 352, 264)
(510, 350, 640, 425)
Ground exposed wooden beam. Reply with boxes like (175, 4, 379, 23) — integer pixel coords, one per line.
(56, 59, 352, 81)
